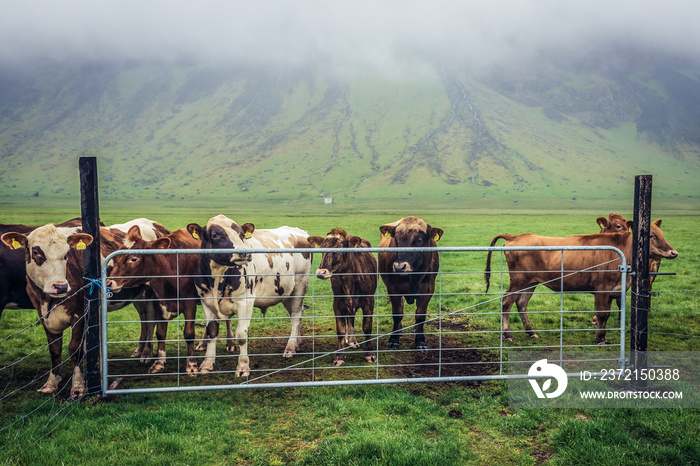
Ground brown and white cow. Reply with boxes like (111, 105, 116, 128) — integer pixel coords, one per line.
(0, 218, 86, 317)
(308, 228, 378, 366)
(1, 218, 169, 397)
(378, 217, 443, 351)
(187, 215, 312, 377)
(484, 220, 678, 344)
(105, 226, 201, 374)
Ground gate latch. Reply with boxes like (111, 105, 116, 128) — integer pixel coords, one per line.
(619, 265, 634, 275)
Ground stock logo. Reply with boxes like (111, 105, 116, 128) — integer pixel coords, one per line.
(528, 359, 568, 399)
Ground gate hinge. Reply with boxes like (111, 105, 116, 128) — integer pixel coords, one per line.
(619, 265, 634, 275)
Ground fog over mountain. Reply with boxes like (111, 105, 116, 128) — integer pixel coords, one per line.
(2, 1, 698, 72)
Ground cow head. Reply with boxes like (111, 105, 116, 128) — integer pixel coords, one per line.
(106, 225, 171, 293)
(649, 219, 678, 260)
(187, 215, 255, 267)
(1, 225, 93, 298)
(380, 216, 443, 275)
(597, 213, 632, 233)
(308, 228, 366, 279)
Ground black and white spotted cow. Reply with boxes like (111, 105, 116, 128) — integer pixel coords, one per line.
(187, 215, 312, 377)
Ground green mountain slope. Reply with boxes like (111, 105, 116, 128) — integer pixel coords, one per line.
(1, 50, 699, 209)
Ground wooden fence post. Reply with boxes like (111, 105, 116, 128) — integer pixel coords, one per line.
(630, 174, 652, 391)
(80, 157, 102, 396)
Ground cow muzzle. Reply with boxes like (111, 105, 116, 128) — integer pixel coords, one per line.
(392, 261, 412, 275)
(48, 282, 70, 298)
(315, 268, 332, 280)
(105, 280, 122, 293)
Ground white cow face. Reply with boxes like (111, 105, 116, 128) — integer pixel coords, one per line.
(2, 225, 93, 298)
(200, 214, 255, 266)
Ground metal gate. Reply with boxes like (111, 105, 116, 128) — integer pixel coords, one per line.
(100, 246, 627, 396)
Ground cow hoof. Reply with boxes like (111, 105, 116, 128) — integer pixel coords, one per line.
(186, 361, 199, 375)
(130, 349, 142, 358)
(199, 363, 213, 373)
(332, 357, 345, 366)
(37, 383, 59, 395)
(504, 337, 515, 343)
(235, 365, 250, 377)
(416, 344, 428, 353)
(283, 349, 296, 358)
(226, 344, 236, 353)
(529, 334, 539, 339)
(365, 354, 377, 364)
(386, 341, 400, 350)
(148, 361, 165, 374)
(597, 340, 609, 346)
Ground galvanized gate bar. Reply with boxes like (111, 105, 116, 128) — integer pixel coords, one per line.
(101, 245, 627, 396)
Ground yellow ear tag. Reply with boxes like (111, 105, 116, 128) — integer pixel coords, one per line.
(434, 233, 440, 241)
(11, 238, 22, 250)
(383, 231, 391, 239)
(245, 232, 253, 239)
(76, 240, 87, 251)
(192, 231, 200, 240)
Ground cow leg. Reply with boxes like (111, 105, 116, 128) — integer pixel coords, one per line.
(67, 314, 87, 399)
(198, 302, 219, 373)
(501, 290, 519, 342)
(282, 296, 304, 357)
(148, 319, 168, 373)
(39, 330, 64, 394)
(515, 290, 538, 339)
(387, 294, 404, 349)
(226, 319, 235, 352)
(414, 292, 433, 352)
(132, 301, 155, 362)
(594, 293, 612, 345)
(362, 297, 376, 363)
(333, 299, 348, 366)
(182, 300, 198, 375)
(234, 303, 253, 377)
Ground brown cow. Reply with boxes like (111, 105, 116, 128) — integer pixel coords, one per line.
(1, 219, 169, 397)
(378, 217, 443, 351)
(308, 228, 378, 365)
(106, 226, 201, 374)
(484, 220, 678, 344)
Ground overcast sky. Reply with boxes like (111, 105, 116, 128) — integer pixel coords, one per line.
(1, 1, 698, 73)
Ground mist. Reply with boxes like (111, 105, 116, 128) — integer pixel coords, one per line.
(2, 0, 699, 74)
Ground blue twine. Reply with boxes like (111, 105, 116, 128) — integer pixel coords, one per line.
(84, 277, 110, 296)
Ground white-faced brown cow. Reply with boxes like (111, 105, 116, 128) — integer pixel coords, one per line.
(378, 216, 443, 351)
(106, 226, 201, 375)
(187, 215, 312, 377)
(484, 220, 678, 344)
(308, 228, 377, 366)
(0, 218, 86, 317)
(1, 219, 169, 397)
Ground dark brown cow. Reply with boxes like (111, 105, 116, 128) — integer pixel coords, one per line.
(1, 219, 169, 397)
(106, 226, 201, 374)
(378, 217, 443, 351)
(484, 220, 678, 344)
(308, 228, 378, 365)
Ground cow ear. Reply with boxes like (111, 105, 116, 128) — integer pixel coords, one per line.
(596, 217, 608, 229)
(186, 223, 202, 240)
(127, 225, 142, 243)
(241, 223, 255, 239)
(654, 219, 662, 227)
(626, 221, 634, 231)
(347, 236, 362, 248)
(153, 237, 171, 249)
(307, 236, 323, 247)
(68, 233, 94, 251)
(430, 227, 444, 242)
(379, 224, 396, 239)
(2, 232, 27, 250)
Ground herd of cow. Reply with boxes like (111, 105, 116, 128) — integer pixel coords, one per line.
(0, 213, 678, 399)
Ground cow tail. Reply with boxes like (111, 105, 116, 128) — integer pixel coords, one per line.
(485, 234, 509, 293)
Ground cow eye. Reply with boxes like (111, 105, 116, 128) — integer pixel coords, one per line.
(211, 233, 220, 240)
(129, 256, 139, 263)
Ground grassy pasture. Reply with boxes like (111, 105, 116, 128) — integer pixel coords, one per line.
(0, 202, 698, 465)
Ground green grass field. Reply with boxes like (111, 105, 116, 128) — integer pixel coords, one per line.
(1, 201, 698, 465)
